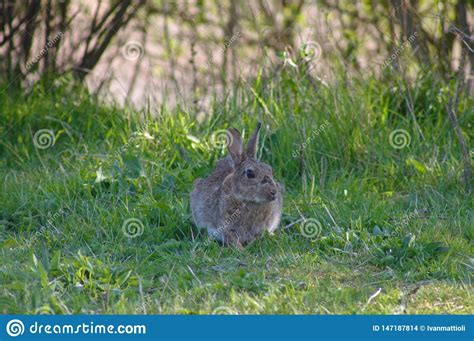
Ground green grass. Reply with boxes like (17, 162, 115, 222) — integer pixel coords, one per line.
(0, 68, 472, 314)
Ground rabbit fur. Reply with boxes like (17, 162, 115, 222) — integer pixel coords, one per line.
(190, 122, 282, 248)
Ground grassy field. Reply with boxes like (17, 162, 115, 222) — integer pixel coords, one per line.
(0, 68, 472, 314)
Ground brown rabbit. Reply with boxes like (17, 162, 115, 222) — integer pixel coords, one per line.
(191, 123, 282, 248)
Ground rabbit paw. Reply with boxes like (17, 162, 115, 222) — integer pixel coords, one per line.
(224, 230, 244, 250)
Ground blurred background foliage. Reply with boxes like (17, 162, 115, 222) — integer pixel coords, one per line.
(1, 0, 473, 105)
(0, 1, 473, 314)
(2, 0, 471, 190)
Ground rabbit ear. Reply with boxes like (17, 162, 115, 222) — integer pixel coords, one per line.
(246, 122, 262, 159)
(227, 128, 244, 163)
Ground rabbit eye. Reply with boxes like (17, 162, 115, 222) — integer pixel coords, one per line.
(245, 169, 255, 178)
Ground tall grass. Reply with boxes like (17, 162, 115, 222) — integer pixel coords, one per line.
(0, 68, 472, 314)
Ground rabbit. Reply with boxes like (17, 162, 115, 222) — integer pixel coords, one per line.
(191, 122, 282, 248)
